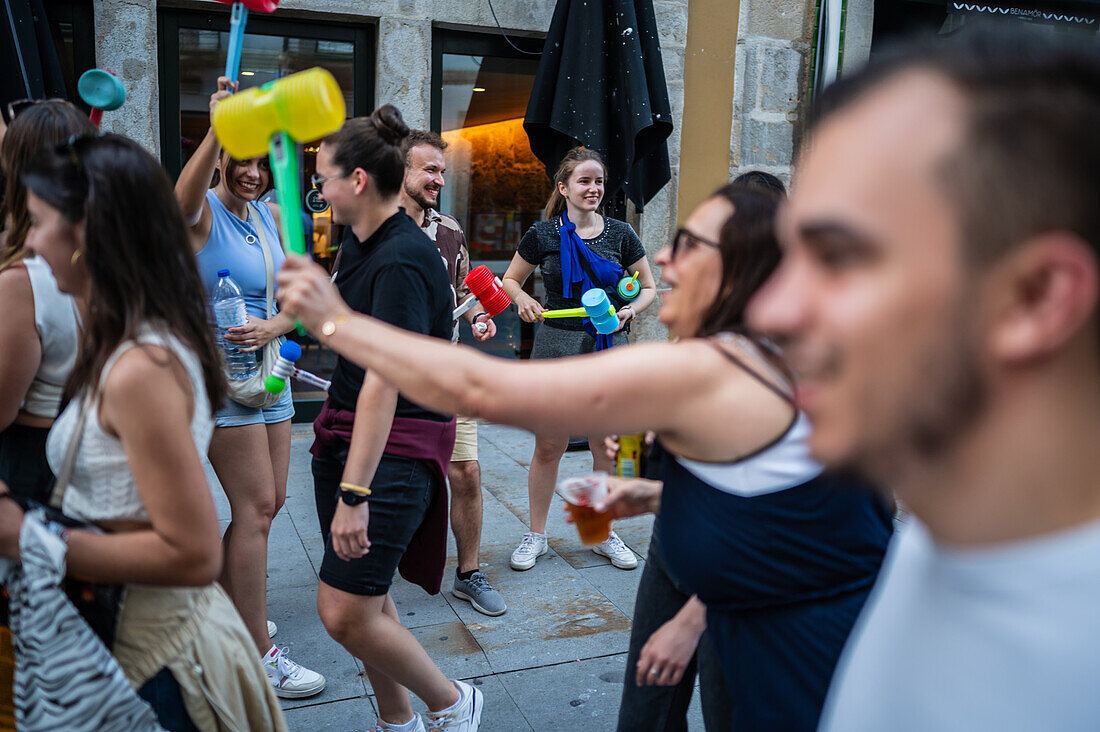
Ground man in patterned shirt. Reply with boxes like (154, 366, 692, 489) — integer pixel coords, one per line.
(399, 130, 508, 616)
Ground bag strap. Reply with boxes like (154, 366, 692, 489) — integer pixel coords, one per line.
(50, 392, 92, 510)
(249, 202, 275, 319)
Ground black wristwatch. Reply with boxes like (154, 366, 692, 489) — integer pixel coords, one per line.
(339, 489, 370, 506)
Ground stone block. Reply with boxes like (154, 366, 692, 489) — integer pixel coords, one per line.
(94, 0, 160, 156)
(759, 45, 804, 114)
(375, 18, 432, 129)
(497, 655, 632, 731)
(654, 0, 689, 47)
(659, 43, 685, 83)
(741, 117, 795, 167)
(744, 0, 815, 43)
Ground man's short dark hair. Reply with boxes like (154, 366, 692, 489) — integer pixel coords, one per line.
(402, 130, 448, 163)
(811, 24, 1100, 266)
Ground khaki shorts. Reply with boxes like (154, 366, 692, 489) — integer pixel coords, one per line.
(451, 416, 478, 462)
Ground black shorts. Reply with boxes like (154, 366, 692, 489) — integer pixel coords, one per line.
(312, 451, 437, 596)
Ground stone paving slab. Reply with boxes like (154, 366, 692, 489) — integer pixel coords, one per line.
(204, 423, 712, 729)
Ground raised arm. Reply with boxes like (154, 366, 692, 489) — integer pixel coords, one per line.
(175, 77, 235, 242)
(277, 255, 734, 444)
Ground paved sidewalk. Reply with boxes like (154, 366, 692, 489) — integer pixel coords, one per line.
(206, 423, 705, 731)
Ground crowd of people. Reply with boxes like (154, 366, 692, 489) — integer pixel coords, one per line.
(0, 21, 1097, 732)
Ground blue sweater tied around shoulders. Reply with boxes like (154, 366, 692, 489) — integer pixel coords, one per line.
(558, 209, 624, 351)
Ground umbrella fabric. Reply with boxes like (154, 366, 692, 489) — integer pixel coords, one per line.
(0, 0, 68, 108)
(558, 209, 624, 350)
(525, 0, 673, 211)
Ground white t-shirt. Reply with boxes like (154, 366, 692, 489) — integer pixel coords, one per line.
(819, 516, 1100, 731)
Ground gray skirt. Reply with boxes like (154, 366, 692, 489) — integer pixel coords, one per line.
(530, 322, 629, 360)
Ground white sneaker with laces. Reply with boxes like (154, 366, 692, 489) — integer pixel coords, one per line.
(509, 531, 548, 571)
(592, 531, 638, 570)
(370, 715, 426, 732)
(262, 646, 326, 698)
(425, 680, 483, 730)
(267, 619, 277, 638)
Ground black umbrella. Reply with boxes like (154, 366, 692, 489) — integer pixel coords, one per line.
(524, 0, 673, 212)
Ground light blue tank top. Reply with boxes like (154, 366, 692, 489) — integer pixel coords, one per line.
(195, 189, 285, 320)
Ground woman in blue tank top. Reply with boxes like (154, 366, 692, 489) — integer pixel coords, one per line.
(275, 179, 895, 730)
(174, 76, 324, 698)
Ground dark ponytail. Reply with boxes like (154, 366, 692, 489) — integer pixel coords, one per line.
(323, 104, 410, 197)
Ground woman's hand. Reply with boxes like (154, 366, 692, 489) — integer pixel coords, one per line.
(330, 501, 370, 561)
(0, 483, 24, 560)
(277, 254, 353, 334)
(225, 315, 280, 352)
(595, 477, 663, 518)
(603, 435, 620, 462)
(613, 306, 635, 333)
(636, 598, 707, 686)
(209, 76, 236, 117)
(514, 292, 545, 323)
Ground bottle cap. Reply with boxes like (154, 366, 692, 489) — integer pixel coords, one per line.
(218, 269, 230, 277)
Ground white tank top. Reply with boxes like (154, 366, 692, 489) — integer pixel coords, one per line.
(22, 256, 80, 418)
(675, 412, 824, 497)
(45, 324, 214, 523)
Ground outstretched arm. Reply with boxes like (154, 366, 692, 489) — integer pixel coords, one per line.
(277, 255, 722, 440)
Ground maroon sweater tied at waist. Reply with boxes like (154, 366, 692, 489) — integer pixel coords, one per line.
(311, 400, 456, 595)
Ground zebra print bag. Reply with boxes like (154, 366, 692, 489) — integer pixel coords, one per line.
(0, 393, 123, 648)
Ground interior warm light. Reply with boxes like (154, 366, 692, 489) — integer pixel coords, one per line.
(472, 87, 486, 92)
(240, 71, 256, 76)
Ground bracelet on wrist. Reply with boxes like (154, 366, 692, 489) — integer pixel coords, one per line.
(472, 312, 489, 323)
(339, 481, 371, 496)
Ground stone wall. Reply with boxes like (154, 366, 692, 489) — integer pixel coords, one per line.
(729, 0, 817, 184)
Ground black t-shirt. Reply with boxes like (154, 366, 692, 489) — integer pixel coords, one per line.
(517, 216, 646, 312)
(328, 211, 453, 421)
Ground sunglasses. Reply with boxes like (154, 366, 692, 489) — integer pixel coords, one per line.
(57, 132, 108, 179)
(5, 98, 70, 124)
(670, 227, 720, 260)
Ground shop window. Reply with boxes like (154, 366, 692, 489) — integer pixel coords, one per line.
(158, 9, 374, 418)
(432, 29, 548, 359)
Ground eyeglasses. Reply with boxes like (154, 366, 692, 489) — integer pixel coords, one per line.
(670, 227, 720, 260)
(5, 98, 70, 124)
(311, 171, 350, 190)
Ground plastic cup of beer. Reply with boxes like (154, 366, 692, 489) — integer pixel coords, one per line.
(559, 472, 612, 545)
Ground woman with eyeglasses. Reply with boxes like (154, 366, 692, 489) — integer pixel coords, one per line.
(275, 180, 894, 731)
(0, 132, 287, 730)
(174, 76, 325, 698)
(0, 100, 95, 504)
(500, 146, 657, 574)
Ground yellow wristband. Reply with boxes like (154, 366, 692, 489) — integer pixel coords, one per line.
(339, 481, 371, 496)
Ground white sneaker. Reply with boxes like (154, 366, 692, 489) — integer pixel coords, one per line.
(425, 679, 483, 730)
(262, 646, 326, 698)
(267, 620, 278, 638)
(509, 532, 548, 571)
(592, 531, 638, 570)
(370, 715, 426, 732)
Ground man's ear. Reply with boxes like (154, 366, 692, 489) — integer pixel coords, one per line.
(987, 233, 1099, 364)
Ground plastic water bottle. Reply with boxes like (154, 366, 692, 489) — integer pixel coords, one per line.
(211, 269, 258, 380)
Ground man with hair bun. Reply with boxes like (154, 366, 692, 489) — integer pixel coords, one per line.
(399, 129, 508, 618)
(749, 25, 1100, 731)
(310, 106, 484, 732)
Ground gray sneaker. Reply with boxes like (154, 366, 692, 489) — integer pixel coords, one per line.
(452, 571, 508, 616)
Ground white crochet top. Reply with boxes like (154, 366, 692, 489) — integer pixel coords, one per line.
(45, 323, 214, 523)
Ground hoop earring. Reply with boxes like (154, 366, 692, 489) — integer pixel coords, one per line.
(70, 250, 82, 266)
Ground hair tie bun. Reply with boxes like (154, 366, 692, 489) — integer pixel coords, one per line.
(371, 104, 410, 147)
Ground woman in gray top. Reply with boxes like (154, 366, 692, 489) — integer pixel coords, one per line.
(500, 147, 656, 573)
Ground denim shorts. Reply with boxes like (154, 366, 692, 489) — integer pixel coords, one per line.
(215, 386, 294, 428)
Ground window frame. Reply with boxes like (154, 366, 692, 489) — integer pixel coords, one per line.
(157, 7, 376, 178)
